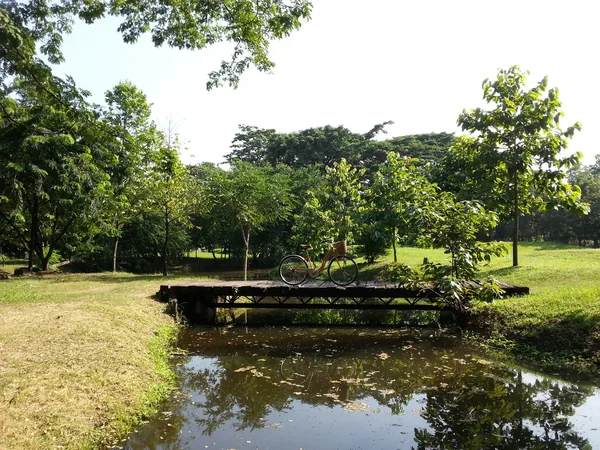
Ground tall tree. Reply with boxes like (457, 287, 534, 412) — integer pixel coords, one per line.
(144, 133, 200, 276)
(451, 66, 588, 266)
(103, 81, 158, 272)
(210, 162, 292, 280)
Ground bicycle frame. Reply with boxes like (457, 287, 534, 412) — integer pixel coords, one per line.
(279, 240, 357, 286)
(299, 245, 339, 277)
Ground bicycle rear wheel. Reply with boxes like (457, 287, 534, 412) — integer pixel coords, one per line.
(279, 255, 309, 285)
(328, 255, 358, 286)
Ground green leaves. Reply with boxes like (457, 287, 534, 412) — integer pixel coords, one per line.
(0, 82, 114, 269)
(2, 1, 311, 93)
(294, 158, 364, 247)
(417, 193, 508, 279)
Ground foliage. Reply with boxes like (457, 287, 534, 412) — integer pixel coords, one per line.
(102, 80, 160, 271)
(225, 122, 393, 173)
(363, 152, 437, 263)
(385, 261, 503, 311)
(417, 194, 508, 279)
(0, 82, 111, 270)
(387, 132, 455, 159)
(208, 161, 293, 280)
(449, 66, 588, 266)
(293, 158, 364, 251)
(1, 0, 312, 90)
(143, 137, 201, 276)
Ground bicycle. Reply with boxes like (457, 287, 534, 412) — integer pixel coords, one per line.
(279, 240, 358, 286)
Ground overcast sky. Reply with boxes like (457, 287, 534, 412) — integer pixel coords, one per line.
(54, 0, 599, 165)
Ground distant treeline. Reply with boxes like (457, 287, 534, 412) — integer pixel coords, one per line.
(2, 74, 598, 276)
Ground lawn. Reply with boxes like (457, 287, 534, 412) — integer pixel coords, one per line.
(0, 273, 186, 450)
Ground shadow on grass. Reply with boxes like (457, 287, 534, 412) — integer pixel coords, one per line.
(519, 242, 586, 251)
(484, 266, 522, 278)
(60, 269, 271, 284)
(355, 262, 387, 281)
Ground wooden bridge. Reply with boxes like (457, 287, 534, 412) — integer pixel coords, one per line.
(159, 280, 529, 323)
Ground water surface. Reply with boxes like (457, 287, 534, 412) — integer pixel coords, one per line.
(125, 327, 599, 449)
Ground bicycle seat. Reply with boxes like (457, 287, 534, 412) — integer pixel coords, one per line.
(300, 244, 312, 249)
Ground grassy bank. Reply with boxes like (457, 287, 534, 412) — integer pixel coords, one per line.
(360, 242, 600, 378)
(0, 273, 182, 450)
(469, 243, 600, 378)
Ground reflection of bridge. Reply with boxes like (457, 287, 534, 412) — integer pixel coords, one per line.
(159, 280, 529, 323)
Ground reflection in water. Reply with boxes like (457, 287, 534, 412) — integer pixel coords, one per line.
(125, 328, 599, 450)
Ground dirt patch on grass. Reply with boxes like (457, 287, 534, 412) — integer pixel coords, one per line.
(0, 275, 177, 449)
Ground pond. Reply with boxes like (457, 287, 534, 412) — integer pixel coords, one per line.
(124, 327, 599, 450)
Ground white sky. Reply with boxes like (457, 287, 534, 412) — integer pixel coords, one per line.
(54, 0, 599, 166)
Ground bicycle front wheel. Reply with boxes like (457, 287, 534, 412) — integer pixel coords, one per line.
(328, 255, 358, 286)
(279, 255, 309, 285)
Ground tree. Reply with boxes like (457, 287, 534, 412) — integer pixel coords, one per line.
(569, 156, 600, 247)
(294, 159, 364, 255)
(210, 161, 292, 280)
(0, 84, 111, 270)
(103, 81, 158, 272)
(416, 194, 507, 279)
(386, 132, 455, 165)
(225, 123, 394, 171)
(144, 134, 200, 276)
(366, 152, 437, 263)
(451, 66, 588, 266)
(1, 1, 312, 90)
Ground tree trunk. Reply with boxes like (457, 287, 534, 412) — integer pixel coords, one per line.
(392, 229, 397, 263)
(512, 173, 519, 267)
(28, 229, 34, 270)
(112, 236, 119, 272)
(162, 210, 169, 276)
(241, 228, 250, 281)
(28, 195, 39, 270)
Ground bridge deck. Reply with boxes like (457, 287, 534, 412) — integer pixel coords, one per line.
(159, 280, 529, 311)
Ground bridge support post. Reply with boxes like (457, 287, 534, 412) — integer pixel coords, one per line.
(171, 293, 217, 324)
(194, 296, 217, 324)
